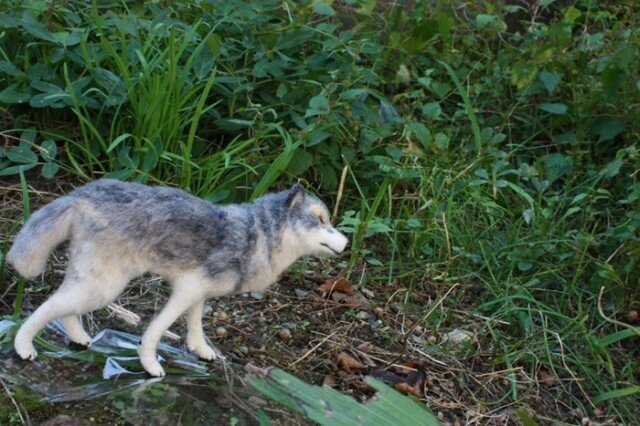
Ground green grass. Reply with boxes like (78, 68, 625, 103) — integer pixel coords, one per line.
(0, 0, 638, 423)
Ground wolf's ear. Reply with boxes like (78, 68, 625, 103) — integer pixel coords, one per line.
(286, 183, 306, 209)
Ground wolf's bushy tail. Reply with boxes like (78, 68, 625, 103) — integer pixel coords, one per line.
(7, 196, 76, 279)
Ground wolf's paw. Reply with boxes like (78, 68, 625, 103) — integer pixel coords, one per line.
(14, 339, 37, 361)
(188, 340, 225, 362)
(140, 355, 165, 377)
(67, 330, 92, 348)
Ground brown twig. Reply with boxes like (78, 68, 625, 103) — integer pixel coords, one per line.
(289, 331, 338, 367)
(597, 286, 640, 337)
(332, 165, 348, 218)
(403, 283, 459, 339)
(0, 379, 25, 424)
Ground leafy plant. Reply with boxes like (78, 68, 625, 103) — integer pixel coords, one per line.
(249, 367, 439, 426)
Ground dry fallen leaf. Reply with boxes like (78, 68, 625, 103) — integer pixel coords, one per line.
(322, 374, 337, 387)
(537, 366, 559, 386)
(320, 274, 353, 296)
(394, 382, 423, 398)
(334, 352, 366, 373)
(373, 361, 428, 398)
(330, 291, 362, 309)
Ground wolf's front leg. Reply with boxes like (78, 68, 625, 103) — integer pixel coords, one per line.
(138, 292, 203, 377)
(186, 300, 225, 362)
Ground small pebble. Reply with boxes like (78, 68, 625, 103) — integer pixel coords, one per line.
(279, 328, 292, 341)
(237, 345, 249, 357)
(627, 310, 638, 322)
(216, 311, 230, 323)
(581, 417, 591, 426)
(295, 289, 309, 299)
(373, 307, 385, 319)
(270, 298, 281, 308)
(250, 292, 264, 300)
(428, 335, 437, 345)
(215, 326, 228, 340)
(413, 325, 424, 335)
(247, 396, 268, 407)
(361, 288, 375, 298)
(355, 311, 370, 321)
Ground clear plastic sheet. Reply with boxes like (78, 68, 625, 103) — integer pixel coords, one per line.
(0, 319, 259, 424)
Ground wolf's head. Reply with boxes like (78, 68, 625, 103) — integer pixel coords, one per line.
(276, 184, 349, 258)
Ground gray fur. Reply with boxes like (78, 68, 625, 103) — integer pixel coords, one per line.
(8, 179, 349, 376)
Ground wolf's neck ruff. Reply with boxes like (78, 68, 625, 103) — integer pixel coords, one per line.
(8, 179, 348, 377)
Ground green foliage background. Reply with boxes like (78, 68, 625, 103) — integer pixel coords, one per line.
(1, 0, 638, 422)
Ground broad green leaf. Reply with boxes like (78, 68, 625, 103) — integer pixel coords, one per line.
(312, 1, 335, 16)
(421, 102, 441, 118)
(51, 28, 84, 47)
(516, 410, 538, 426)
(0, 83, 31, 104)
(0, 12, 20, 28)
(309, 91, 329, 111)
(287, 150, 314, 176)
(510, 61, 538, 89)
(0, 163, 37, 176)
(434, 133, 449, 150)
(538, 103, 568, 114)
(591, 117, 624, 143)
(31, 80, 64, 93)
(0, 60, 25, 77)
(40, 140, 57, 161)
(21, 14, 57, 43)
(540, 153, 573, 183)
(21, 128, 36, 147)
(340, 88, 384, 101)
(41, 162, 59, 179)
(7, 146, 38, 164)
(205, 33, 222, 54)
(599, 158, 623, 178)
(29, 92, 67, 108)
(92, 67, 127, 104)
(379, 101, 401, 124)
(539, 71, 561, 93)
(406, 121, 431, 150)
(250, 368, 439, 426)
(117, 147, 138, 169)
(475, 14, 506, 31)
(564, 6, 582, 23)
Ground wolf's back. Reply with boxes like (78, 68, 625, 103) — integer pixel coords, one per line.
(7, 196, 76, 278)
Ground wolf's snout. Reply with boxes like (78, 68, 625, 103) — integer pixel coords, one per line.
(334, 231, 349, 254)
(320, 230, 349, 256)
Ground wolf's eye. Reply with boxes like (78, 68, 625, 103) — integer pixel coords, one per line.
(317, 214, 327, 224)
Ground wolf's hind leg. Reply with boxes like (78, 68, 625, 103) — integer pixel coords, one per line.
(14, 254, 131, 361)
(60, 315, 92, 347)
(186, 301, 223, 361)
(14, 291, 82, 360)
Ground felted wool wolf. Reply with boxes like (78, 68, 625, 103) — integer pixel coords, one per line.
(7, 179, 348, 377)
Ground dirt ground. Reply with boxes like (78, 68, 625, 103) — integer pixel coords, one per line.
(0, 179, 619, 425)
